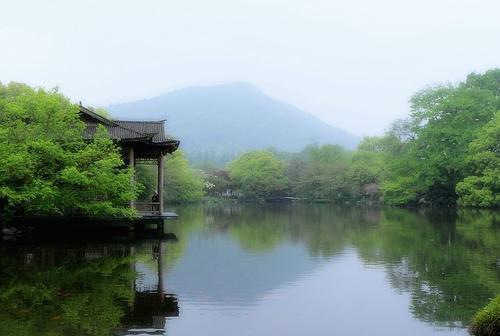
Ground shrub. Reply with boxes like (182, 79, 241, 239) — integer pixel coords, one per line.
(470, 295, 500, 336)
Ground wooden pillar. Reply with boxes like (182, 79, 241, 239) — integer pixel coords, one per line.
(129, 146, 135, 208)
(158, 152, 164, 214)
(130, 246, 136, 295)
(157, 240, 164, 297)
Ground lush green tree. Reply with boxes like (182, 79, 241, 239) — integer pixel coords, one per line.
(342, 152, 382, 200)
(358, 119, 413, 156)
(288, 144, 350, 200)
(456, 112, 500, 207)
(0, 82, 138, 217)
(213, 143, 383, 203)
(135, 164, 158, 201)
(228, 150, 287, 200)
(380, 69, 500, 206)
(340, 137, 396, 201)
(165, 150, 204, 203)
(135, 150, 204, 203)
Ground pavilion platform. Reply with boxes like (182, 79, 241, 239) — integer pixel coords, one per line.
(140, 211, 178, 219)
(134, 201, 178, 219)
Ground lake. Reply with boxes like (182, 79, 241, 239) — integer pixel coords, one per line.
(0, 204, 498, 336)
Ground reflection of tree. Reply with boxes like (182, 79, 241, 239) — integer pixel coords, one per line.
(206, 204, 379, 256)
(0, 245, 135, 336)
(0, 241, 181, 336)
(200, 204, 499, 327)
(352, 209, 500, 327)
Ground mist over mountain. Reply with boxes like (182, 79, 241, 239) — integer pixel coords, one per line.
(107, 83, 360, 161)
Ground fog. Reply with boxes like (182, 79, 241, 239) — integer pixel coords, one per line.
(1, 0, 499, 135)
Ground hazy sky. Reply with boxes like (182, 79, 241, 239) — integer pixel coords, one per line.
(1, 0, 499, 135)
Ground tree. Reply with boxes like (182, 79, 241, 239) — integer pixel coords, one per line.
(456, 112, 500, 207)
(164, 150, 204, 203)
(0, 82, 138, 217)
(135, 151, 204, 203)
(288, 144, 350, 200)
(227, 150, 287, 200)
(380, 69, 500, 206)
(343, 150, 386, 201)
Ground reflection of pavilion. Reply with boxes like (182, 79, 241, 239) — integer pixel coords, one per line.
(2, 240, 179, 336)
(121, 292, 178, 333)
(118, 241, 180, 335)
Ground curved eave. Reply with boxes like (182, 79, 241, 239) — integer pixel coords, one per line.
(154, 140, 180, 154)
(116, 137, 154, 143)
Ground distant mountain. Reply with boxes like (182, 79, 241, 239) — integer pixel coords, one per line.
(107, 83, 359, 158)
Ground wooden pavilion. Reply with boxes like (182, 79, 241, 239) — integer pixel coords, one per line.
(79, 105, 179, 218)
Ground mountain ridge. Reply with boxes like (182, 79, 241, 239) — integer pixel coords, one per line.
(107, 83, 360, 158)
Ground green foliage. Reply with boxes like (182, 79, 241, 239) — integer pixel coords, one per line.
(135, 164, 158, 201)
(288, 144, 350, 200)
(470, 295, 500, 336)
(284, 144, 386, 202)
(165, 150, 205, 203)
(381, 177, 419, 206)
(228, 150, 287, 200)
(344, 146, 387, 200)
(456, 112, 500, 207)
(0, 82, 138, 217)
(135, 150, 204, 203)
(221, 143, 384, 203)
(379, 69, 500, 206)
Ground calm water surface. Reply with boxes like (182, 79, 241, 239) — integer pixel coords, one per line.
(1, 204, 498, 336)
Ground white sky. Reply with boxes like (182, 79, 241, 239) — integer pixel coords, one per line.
(1, 0, 499, 135)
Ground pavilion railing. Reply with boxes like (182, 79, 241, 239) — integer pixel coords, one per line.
(135, 201, 161, 214)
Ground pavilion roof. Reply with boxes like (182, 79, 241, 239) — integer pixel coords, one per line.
(79, 105, 179, 149)
(114, 120, 173, 143)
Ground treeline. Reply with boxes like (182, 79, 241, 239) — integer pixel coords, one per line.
(203, 145, 381, 203)
(203, 69, 500, 207)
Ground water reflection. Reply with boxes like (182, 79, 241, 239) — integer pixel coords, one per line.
(0, 240, 179, 336)
(0, 205, 498, 336)
(164, 205, 499, 335)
